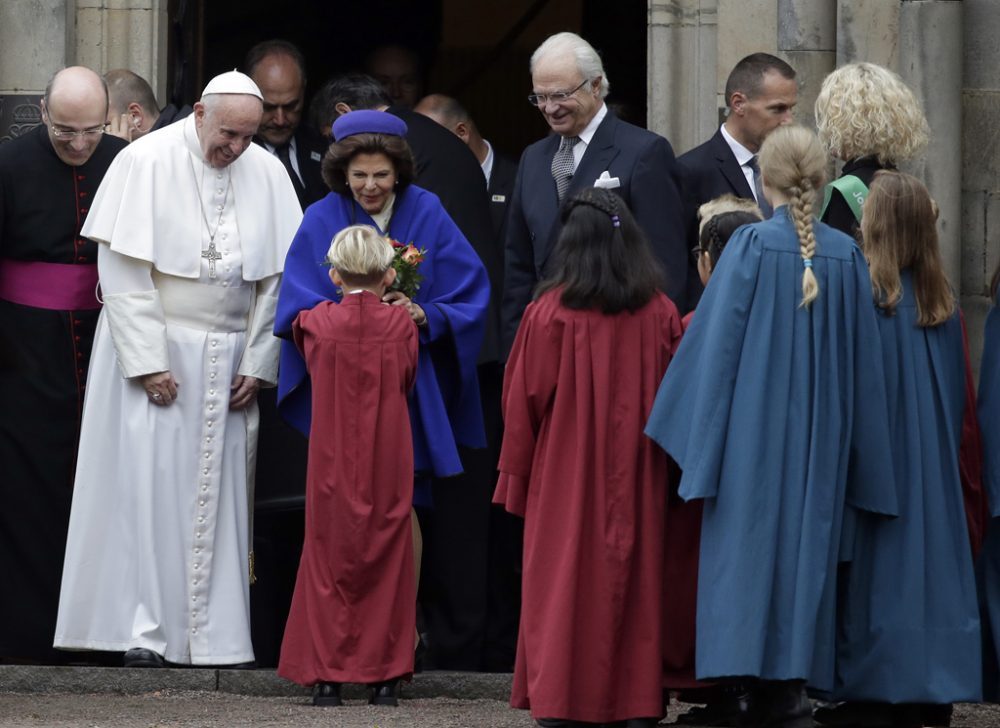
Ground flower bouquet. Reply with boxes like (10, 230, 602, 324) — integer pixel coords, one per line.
(389, 239, 427, 299)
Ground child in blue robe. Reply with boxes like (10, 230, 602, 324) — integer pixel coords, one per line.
(819, 171, 981, 728)
(645, 126, 897, 728)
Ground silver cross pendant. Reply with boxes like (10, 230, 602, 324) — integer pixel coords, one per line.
(202, 241, 223, 279)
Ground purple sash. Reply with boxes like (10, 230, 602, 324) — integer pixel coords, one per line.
(0, 259, 101, 311)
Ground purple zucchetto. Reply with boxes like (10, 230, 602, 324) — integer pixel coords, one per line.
(332, 109, 408, 142)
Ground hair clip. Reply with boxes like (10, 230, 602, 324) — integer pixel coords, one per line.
(802, 259, 813, 269)
(610, 214, 620, 228)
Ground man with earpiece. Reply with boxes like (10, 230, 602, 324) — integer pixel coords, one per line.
(104, 68, 192, 143)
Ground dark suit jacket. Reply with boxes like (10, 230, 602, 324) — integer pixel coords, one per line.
(293, 126, 330, 209)
(252, 127, 328, 211)
(389, 107, 503, 365)
(488, 151, 518, 241)
(677, 128, 756, 309)
(501, 111, 686, 355)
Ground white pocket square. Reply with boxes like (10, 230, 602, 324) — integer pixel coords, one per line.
(594, 171, 620, 189)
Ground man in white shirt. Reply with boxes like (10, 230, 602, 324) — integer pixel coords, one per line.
(53, 71, 302, 668)
(245, 40, 328, 210)
(678, 53, 798, 306)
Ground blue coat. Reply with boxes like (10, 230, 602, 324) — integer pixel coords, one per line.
(644, 208, 897, 690)
(835, 271, 980, 703)
(275, 185, 490, 479)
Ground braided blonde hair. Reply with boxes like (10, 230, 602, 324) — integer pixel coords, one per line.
(758, 125, 827, 307)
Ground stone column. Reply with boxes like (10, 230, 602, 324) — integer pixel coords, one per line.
(837, 1, 963, 307)
(778, 0, 836, 131)
(76, 0, 169, 106)
(961, 0, 999, 373)
(647, 0, 719, 154)
(0, 1, 73, 142)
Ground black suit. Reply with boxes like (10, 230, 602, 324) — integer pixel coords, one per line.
(677, 128, 756, 308)
(249, 125, 329, 665)
(253, 127, 329, 211)
(502, 110, 687, 354)
(387, 106, 514, 671)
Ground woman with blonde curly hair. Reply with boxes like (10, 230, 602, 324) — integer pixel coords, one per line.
(815, 62, 930, 236)
(646, 125, 897, 728)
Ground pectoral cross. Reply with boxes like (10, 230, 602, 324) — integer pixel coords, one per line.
(202, 241, 222, 278)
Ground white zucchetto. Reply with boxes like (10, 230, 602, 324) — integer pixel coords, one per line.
(200, 70, 263, 101)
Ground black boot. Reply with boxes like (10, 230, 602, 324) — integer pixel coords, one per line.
(312, 681, 342, 707)
(369, 677, 401, 706)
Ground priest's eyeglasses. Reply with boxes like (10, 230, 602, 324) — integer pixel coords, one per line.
(50, 124, 108, 139)
(528, 79, 589, 107)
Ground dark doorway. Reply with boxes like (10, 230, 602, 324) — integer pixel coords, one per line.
(168, 0, 648, 160)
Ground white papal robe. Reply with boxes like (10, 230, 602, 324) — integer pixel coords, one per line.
(53, 115, 301, 664)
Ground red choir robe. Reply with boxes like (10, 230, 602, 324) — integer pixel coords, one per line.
(277, 292, 418, 685)
(494, 289, 682, 723)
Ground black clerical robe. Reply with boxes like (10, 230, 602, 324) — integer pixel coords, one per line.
(0, 124, 126, 662)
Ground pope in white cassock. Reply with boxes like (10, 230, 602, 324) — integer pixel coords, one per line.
(53, 71, 302, 667)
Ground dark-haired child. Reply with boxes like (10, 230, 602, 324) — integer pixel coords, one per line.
(495, 187, 682, 727)
(277, 225, 418, 708)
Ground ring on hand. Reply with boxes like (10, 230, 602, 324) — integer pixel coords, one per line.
(151, 392, 162, 399)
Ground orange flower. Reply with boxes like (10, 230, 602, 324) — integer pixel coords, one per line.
(402, 244, 424, 264)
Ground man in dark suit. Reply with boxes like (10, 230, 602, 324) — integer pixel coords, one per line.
(245, 40, 328, 210)
(502, 32, 687, 353)
(414, 93, 518, 243)
(678, 53, 797, 307)
(414, 91, 522, 671)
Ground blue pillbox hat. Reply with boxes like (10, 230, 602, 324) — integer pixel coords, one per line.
(332, 110, 408, 141)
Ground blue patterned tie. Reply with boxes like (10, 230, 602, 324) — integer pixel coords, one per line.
(551, 135, 580, 202)
(747, 155, 773, 218)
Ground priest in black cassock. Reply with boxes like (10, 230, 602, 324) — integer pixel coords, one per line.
(0, 66, 126, 663)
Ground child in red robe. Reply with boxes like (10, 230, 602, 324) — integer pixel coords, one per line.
(277, 224, 418, 708)
(495, 188, 683, 728)
(668, 197, 762, 726)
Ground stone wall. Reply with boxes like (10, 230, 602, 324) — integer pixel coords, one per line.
(0, 0, 167, 143)
(649, 0, 987, 369)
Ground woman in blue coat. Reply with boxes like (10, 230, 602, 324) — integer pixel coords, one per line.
(645, 125, 897, 728)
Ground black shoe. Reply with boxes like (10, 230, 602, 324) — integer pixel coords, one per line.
(675, 699, 739, 726)
(414, 632, 429, 673)
(312, 682, 342, 707)
(727, 681, 765, 728)
(760, 680, 812, 728)
(919, 704, 952, 728)
(624, 720, 660, 728)
(369, 678, 400, 706)
(123, 647, 164, 668)
(814, 702, 892, 727)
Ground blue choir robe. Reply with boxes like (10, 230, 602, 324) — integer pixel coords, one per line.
(836, 271, 981, 703)
(977, 303, 1000, 700)
(644, 207, 897, 692)
(275, 185, 489, 479)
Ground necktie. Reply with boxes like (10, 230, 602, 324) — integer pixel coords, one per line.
(551, 135, 580, 202)
(276, 143, 306, 203)
(747, 155, 773, 218)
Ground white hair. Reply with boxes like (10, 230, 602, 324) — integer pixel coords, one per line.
(531, 32, 610, 99)
(326, 224, 394, 277)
